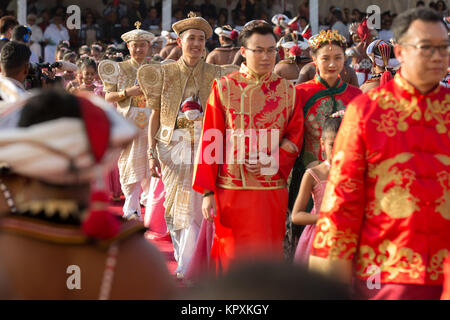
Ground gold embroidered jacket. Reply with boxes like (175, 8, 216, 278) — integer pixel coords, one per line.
(137, 58, 238, 144)
(98, 58, 154, 118)
(192, 63, 304, 191)
(310, 72, 450, 285)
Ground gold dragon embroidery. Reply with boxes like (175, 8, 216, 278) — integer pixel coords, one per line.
(427, 249, 449, 281)
(425, 94, 450, 137)
(312, 217, 358, 260)
(357, 240, 425, 280)
(320, 150, 345, 213)
(368, 153, 419, 219)
(435, 154, 450, 220)
(369, 89, 422, 137)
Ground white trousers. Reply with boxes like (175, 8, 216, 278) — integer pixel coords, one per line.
(121, 178, 150, 217)
(170, 219, 200, 276)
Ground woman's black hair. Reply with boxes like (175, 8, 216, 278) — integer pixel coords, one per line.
(76, 56, 97, 70)
(322, 114, 343, 137)
(311, 40, 347, 56)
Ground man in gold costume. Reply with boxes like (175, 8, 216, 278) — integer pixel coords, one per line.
(138, 13, 237, 278)
(99, 22, 155, 220)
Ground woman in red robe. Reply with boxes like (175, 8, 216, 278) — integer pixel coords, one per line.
(295, 29, 362, 167)
(285, 30, 362, 261)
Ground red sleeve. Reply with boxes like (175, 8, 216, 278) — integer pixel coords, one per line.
(278, 85, 304, 181)
(310, 95, 368, 261)
(192, 80, 226, 194)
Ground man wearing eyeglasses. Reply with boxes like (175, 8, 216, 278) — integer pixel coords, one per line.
(308, 8, 449, 300)
(193, 20, 304, 273)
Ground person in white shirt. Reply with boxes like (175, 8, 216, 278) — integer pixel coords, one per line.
(330, 8, 350, 43)
(27, 14, 44, 62)
(43, 15, 69, 63)
(377, 12, 394, 42)
(11, 25, 39, 64)
(0, 41, 30, 102)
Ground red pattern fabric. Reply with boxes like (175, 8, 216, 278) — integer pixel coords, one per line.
(310, 72, 450, 285)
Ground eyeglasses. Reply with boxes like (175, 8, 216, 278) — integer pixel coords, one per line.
(244, 47, 278, 55)
(401, 43, 450, 57)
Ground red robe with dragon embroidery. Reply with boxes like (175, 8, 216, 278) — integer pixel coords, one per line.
(309, 71, 450, 299)
(192, 63, 304, 273)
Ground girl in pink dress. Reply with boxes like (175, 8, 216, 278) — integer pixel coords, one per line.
(292, 111, 344, 265)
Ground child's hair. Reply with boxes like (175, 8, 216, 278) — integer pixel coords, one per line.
(56, 47, 70, 58)
(78, 45, 90, 55)
(322, 110, 344, 137)
(91, 43, 103, 52)
(62, 51, 77, 62)
(57, 40, 71, 50)
(104, 46, 117, 56)
(76, 56, 97, 71)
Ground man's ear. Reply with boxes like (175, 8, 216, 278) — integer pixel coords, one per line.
(240, 46, 246, 59)
(176, 37, 182, 47)
(24, 63, 30, 76)
(393, 44, 403, 64)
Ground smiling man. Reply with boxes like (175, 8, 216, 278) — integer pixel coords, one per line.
(192, 20, 304, 273)
(138, 12, 236, 279)
(99, 22, 155, 221)
(308, 8, 450, 300)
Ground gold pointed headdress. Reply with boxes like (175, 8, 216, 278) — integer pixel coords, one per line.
(121, 21, 155, 43)
(172, 11, 213, 39)
(308, 29, 347, 50)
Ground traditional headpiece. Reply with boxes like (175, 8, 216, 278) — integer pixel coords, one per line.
(286, 16, 300, 32)
(271, 14, 289, 28)
(308, 29, 347, 50)
(214, 25, 239, 40)
(366, 39, 400, 86)
(0, 92, 138, 240)
(279, 32, 309, 50)
(172, 12, 212, 39)
(0, 92, 137, 185)
(278, 32, 309, 57)
(348, 22, 359, 36)
(366, 39, 399, 69)
(121, 21, 155, 43)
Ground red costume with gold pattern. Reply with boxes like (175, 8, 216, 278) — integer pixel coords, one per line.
(310, 72, 450, 299)
(193, 63, 304, 273)
(295, 74, 361, 166)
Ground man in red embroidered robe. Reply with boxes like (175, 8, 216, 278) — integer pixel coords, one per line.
(309, 8, 450, 300)
(192, 21, 304, 273)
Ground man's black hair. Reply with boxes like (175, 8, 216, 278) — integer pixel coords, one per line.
(0, 16, 18, 35)
(0, 41, 31, 76)
(392, 7, 447, 43)
(238, 21, 276, 47)
(11, 25, 31, 43)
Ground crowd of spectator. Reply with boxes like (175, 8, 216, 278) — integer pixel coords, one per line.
(0, 0, 448, 63)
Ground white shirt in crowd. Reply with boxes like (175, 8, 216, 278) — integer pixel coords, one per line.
(378, 29, 394, 43)
(332, 21, 350, 43)
(43, 23, 69, 63)
(29, 24, 44, 60)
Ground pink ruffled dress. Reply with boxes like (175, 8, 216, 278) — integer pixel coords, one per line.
(294, 168, 327, 265)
